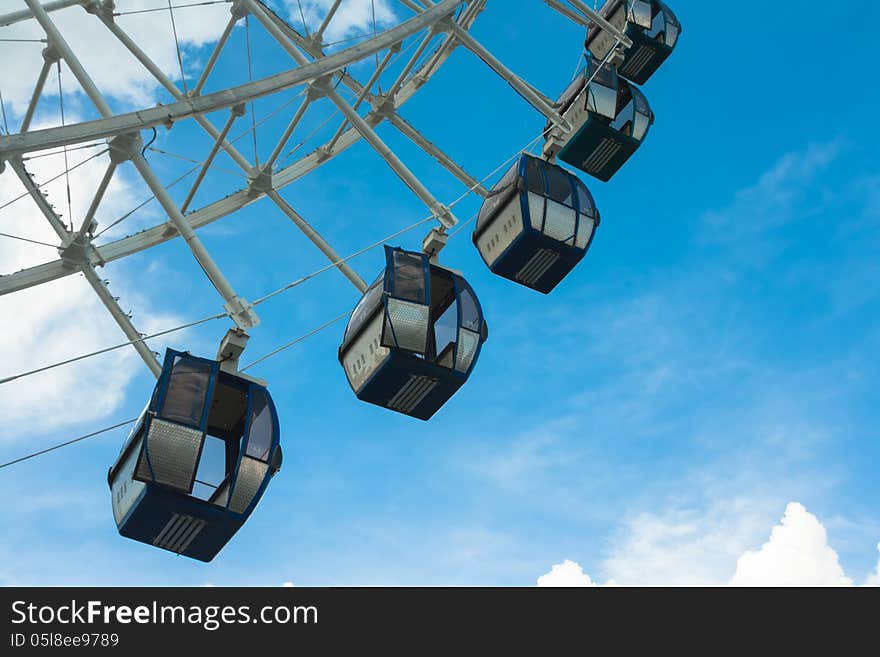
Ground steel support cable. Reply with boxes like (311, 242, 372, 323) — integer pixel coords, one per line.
(167, 0, 189, 93)
(0, 127, 545, 386)
(0, 148, 110, 214)
(113, 1, 231, 17)
(244, 13, 259, 166)
(0, 312, 227, 386)
(93, 86, 308, 239)
(56, 60, 74, 231)
(0, 86, 9, 134)
(0, 230, 58, 248)
(93, 165, 201, 238)
(22, 141, 106, 160)
(0, 132, 548, 468)
(0, 418, 138, 470)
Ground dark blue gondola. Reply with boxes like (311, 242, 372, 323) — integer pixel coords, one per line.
(473, 153, 599, 294)
(585, 0, 681, 85)
(338, 246, 488, 420)
(108, 349, 282, 562)
(544, 58, 653, 182)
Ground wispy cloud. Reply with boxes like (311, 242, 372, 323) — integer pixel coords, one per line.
(539, 501, 878, 587)
(283, 0, 396, 42)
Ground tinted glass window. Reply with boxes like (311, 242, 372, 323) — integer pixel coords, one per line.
(588, 81, 618, 119)
(391, 251, 426, 303)
(160, 357, 211, 426)
(611, 98, 635, 135)
(246, 389, 274, 462)
(591, 60, 615, 88)
(628, 0, 652, 27)
(458, 283, 482, 332)
(525, 156, 545, 194)
(647, 4, 666, 40)
(432, 300, 457, 368)
(345, 277, 383, 343)
(575, 178, 595, 215)
(545, 166, 575, 207)
(193, 436, 227, 501)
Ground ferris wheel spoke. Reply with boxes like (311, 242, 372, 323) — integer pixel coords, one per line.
(192, 9, 242, 96)
(20, 48, 57, 133)
(93, 6, 254, 172)
(311, 0, 344, 48)
(245, 0, 458, 229)
(0, 0, 464, 157)
(72, 158, 116, 241)
(0, 0, 480, 305)
(23, 0, 261, 332)
(6, 153, 163, 376)
(267, 189, 368, 293)
(0, 0, 80, 29)
(180, 104, 246, 214)
(264, 94, 313, 170)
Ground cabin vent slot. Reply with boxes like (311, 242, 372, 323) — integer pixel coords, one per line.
(153, 513, 206, 554)
(389, 375, 438, 414)
(583, 138, 621, 174)
(621, 45, 654, 80)
(516, 249, 561, 286)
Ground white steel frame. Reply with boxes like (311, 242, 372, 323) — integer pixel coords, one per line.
(0, 0, 616, 376)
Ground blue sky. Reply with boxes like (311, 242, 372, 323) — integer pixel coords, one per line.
(0, 0, 878, 586)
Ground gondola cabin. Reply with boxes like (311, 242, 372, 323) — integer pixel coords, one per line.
(473, 154, 599, 293)
(544, 58, 653, 182)
(585, 0, 681, 85)
(339, 246, 488, 420)
(108, 349, 282, 562)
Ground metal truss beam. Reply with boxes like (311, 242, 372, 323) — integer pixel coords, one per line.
(0, 0, 82, 28)
(22, 0, 259, 330)
(0, 0, 479, 295)
(267, 190, 368, 293)
(245, 0, 458, 228)
(0, 0, 466, 158)
(8, 154, 162, 377)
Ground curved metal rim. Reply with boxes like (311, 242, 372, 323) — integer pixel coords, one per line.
(0, 0, 483, 295)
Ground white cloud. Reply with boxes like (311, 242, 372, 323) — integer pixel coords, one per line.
(283, 0, 396, 42)
(700, 141, 843, 246)
(543, 502, 877, 587)
(862, 543, 880, 587)
(281, 581, 295, 587)
(0, 124, 181, 440)
(0, 1, 232, 113)
(537, 560, 597, 587)
(730, 503, 853, 586)
(599, 498, 774, 587)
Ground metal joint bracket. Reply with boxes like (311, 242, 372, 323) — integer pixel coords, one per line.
(230, 0, 249, 19)
(422, 227, 448, 262)
(217, 327, 249, 372)
(42, 42, 60, 63)
(108, 133, 140, 163)
(59, 235, 91, 267)
(247, 168, 273, 196)
(84, 0, 114, 21)
(431, 203, 456, 229)
(224, 296, 260, 329)
(310, 75, 336, 96)
(609, 47, 627, 67)
(370, 94, 396, 119)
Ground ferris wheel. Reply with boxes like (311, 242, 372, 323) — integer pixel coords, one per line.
(0, 0, 681, 561)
